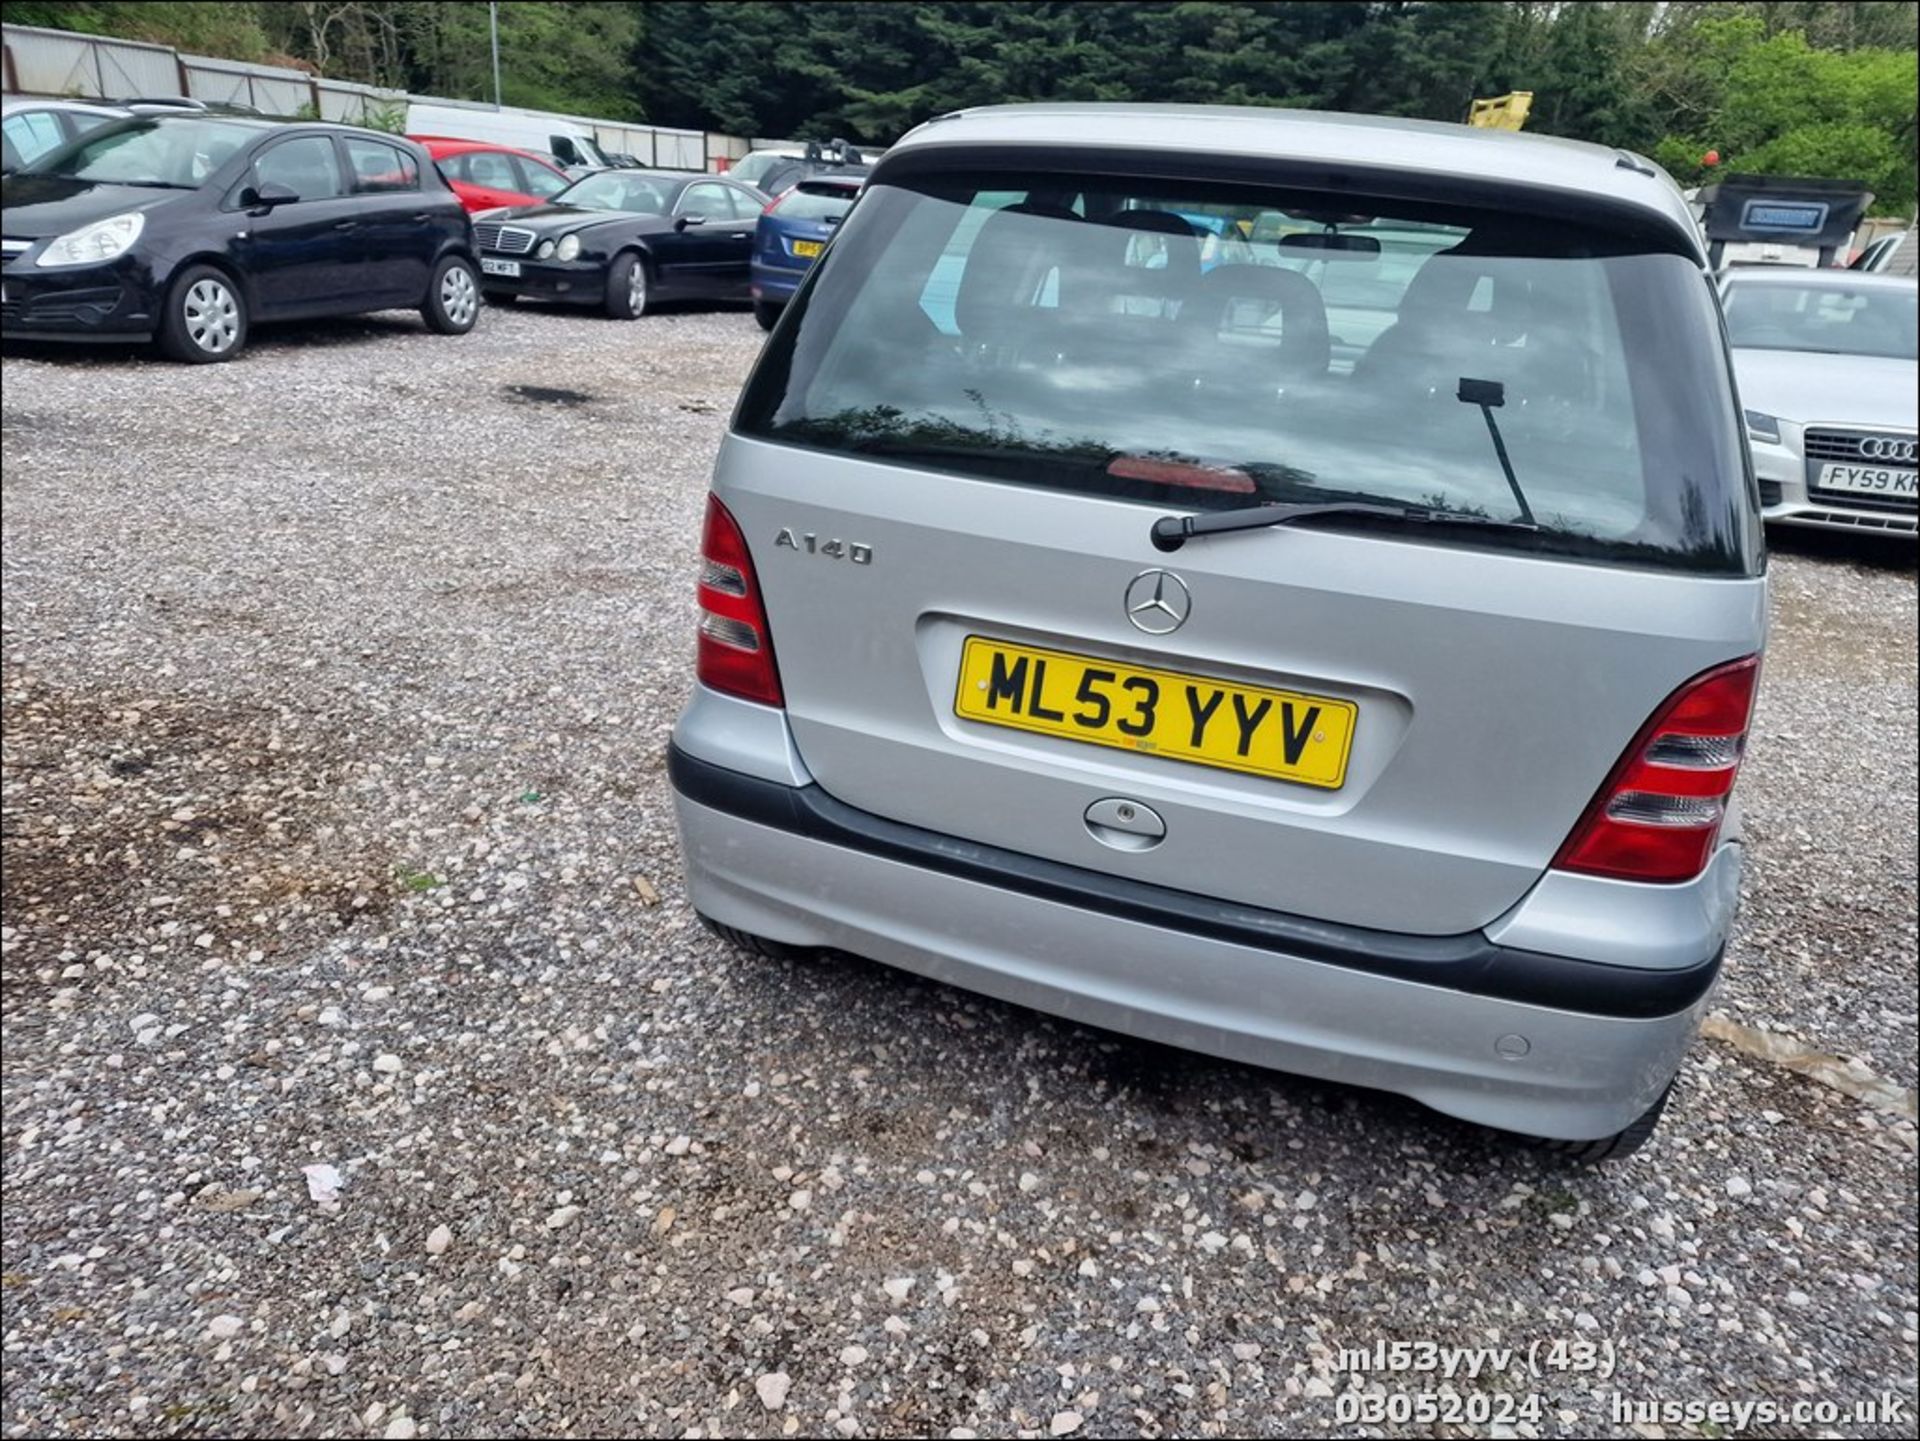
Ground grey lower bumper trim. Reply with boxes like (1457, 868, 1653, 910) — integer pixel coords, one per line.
(666, 743, 1720, 1020)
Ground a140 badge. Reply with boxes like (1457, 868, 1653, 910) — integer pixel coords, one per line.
(774, 528, 872, 564)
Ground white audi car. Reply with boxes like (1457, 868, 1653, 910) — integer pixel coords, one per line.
(1721, 268, 1918, 539)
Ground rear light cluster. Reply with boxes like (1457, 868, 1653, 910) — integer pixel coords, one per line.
(1553, 656, 1760, 884)
(696, 494, 784, 707)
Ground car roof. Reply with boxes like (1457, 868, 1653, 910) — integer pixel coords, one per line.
(886, 102, 1702, 255)
(410, 135, 564, 167)
(1721, 267, 1918, 293)
(79, 111, 398, 140)
(3, 98, 129, 118)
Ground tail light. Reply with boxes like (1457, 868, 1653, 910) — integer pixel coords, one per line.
(762, 191, 786, 214)
(696, 495, 783, 707)
(1552, 656, 1760, 883)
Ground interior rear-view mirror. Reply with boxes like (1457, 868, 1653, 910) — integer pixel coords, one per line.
(1276, 232, 1382, 259)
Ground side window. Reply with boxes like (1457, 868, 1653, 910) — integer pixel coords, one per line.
(512, 156, 568, 199)
(253, 135, 345, 201)
(343, 137, 418, 194)
(723, 186, 764, 221)
(461, 149, 516, 190)
(680, 182, 732, 218)
(4, 111, 67, 168)
(550, 135, 581, 167)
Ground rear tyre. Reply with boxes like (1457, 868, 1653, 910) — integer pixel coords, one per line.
(1536, 1082, 1673, 1164)
(422, 255, 481, 335)
(753, 300, 780, 332)
(606, 252, 649, 319)
(158, 265, 247, 363)
(699, 913, 807, 961)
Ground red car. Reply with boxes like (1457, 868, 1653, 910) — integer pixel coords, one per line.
(409, 137, 572, 215)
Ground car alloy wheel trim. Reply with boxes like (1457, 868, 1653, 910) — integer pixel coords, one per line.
(442, 263, 478, 326)
(628, 262, 646, 312)
(184, 278, 238, 354)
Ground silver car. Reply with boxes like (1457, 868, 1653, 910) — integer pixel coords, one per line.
(671, 104, 1767, 1160)
(1721, 268, 1918, 538)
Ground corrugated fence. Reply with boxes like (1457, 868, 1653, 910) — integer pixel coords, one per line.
(2, 22, 770, 171)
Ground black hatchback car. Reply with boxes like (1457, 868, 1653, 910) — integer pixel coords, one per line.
(1, 114, 479, 362)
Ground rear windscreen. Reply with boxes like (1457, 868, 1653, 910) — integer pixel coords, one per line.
(737, 172, 1760, 575)
(778, 187, 857, 222)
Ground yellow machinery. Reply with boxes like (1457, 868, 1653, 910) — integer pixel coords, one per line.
(1467, 92, 1533, 131)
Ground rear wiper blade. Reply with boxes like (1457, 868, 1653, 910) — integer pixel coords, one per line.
(1152, 375, 1546, 553)
(1150, 500, 1537, 552)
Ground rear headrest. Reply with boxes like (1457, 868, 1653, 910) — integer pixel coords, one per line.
(1183, 264, 1331, 376)
(953, 203, 1080, 341)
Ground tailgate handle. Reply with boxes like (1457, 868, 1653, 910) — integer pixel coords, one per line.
(1085, 798, 1165, 853)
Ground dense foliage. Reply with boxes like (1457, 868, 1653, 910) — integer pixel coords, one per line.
(8, 1, 1915, 211)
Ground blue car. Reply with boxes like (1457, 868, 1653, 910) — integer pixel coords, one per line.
(751, 175, 863, 330)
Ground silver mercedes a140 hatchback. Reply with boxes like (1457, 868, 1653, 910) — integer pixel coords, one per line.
(669, 104, 1767, 1159)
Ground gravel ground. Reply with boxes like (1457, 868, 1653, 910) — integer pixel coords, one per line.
(2, 305, 1915, 1440)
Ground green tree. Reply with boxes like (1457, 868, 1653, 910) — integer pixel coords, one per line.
(5, 0, 1914, 213)
(4, 1, 269, 59)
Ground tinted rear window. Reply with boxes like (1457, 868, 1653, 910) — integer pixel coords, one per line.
(778, 186, 857, 222)
(738, 172, 1759, 575)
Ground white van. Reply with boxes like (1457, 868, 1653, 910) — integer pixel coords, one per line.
(405, 100, 611, 175)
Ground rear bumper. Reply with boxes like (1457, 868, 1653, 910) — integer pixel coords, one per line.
(668, 740, 1719, 1141)
(750, 259, 805, 303)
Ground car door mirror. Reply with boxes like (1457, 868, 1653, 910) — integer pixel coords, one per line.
(242, 180, 299, 211)
(675, 213, 706, 230)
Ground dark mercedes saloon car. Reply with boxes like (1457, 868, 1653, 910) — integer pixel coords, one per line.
(472, 168, 768, 318)
(2, 113, 479, 362)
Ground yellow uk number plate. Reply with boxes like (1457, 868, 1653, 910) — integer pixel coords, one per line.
(954, 637, 1358, 789)
(791, 239, 823, 259)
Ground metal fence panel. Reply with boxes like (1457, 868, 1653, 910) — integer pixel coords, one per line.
(179, 60, 248, 107)
(248, 74, 311, 115)
(656, 129, 703, 172)
(93, 37, 180, 98)
(593, 123, 655, 167)
(5, 24, 121, 97)
(182, 59, 314, 116)
(315, 82, 400, 125)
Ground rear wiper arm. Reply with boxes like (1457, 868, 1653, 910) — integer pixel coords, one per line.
(1151, 375, 1545, 552)
(1150, 500, 1536, 552)
(1458, 376, 1538, 527)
